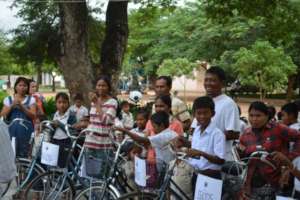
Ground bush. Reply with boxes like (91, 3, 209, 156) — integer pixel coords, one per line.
(44, 97, 56, 118)
(0, 90, 8, 111)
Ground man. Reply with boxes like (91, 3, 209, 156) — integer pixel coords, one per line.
(152, 75, 191, 123)
(191, 66, 240, 161)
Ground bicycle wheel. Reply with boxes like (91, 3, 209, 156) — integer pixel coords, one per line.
(75, 184, 119, 200)
(23, 170, 75, 200)
(116, 191, 158, 200)
(15, 158, 45, 191)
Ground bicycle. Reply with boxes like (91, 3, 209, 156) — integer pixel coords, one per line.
(23, 123, 87, 200)
(75, 137, 137, 200)
(115, 150, 195, 200)
(221, 147, 278, 200)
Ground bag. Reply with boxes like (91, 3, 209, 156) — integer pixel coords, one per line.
(0, 121, 17, 183)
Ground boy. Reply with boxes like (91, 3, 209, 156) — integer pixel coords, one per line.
(69, 93, 88, 122)
(120, 100, 134, 130)
(115, 111, 177, 187)
(281, 102, 300, 130)
(177, 96, 225, 190)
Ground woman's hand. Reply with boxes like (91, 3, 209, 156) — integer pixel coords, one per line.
(88, 92, 98, 104)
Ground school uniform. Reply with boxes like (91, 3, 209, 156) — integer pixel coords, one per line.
(69, 105, 89, 122)
(189, 121, 225, 191)
(191, 94, 240, 161)
(52, 109, 77, 168)
(3, 96, 35, 157)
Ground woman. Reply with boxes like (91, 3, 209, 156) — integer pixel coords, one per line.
(238, 101, 300, 199)
(84, 76, 118, 179)
(0, 77, 36, 158)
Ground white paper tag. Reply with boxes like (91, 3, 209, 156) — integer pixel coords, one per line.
(11, 137, 16, 156)
(134, 156, 146, 187)
(194, 174, 223, 200)
(41, 142, 59, 166)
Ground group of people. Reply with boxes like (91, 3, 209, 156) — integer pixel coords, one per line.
(2, 66, 300, 199)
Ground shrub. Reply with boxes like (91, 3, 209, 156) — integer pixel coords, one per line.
(0, 90, 8, 111)
(43, 97, 56, 118)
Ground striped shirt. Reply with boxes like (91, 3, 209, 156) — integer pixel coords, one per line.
(84, 98, 118, 150)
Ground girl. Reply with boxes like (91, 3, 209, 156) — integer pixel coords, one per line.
(145, 95, 183, 187)
(51, 92, 77, 168)
(0, 77, 36, 158)
(146, 95, 183, 136)
(28, 79, 45, 116)
(84, 76, 118, 179)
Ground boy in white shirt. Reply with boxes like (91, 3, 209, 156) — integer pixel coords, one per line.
(115, 111, 177, 173)
(177, 96, 226, 192)
(69, 93, 88, 122)
(281, 102, 300, 131)
(120, 100, 134, 130)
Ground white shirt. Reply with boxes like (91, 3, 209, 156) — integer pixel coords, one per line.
(148, 128, 177, 165)
(189, 122, 225, 170)
(69, 105, 88, 122)
(121, 111, 134, 129)
(290, 122, 300, 131)
(293, 157, 300, 191)
(191, 94, 240, 161)
(53, 109, 71, 140)
(4, 95, 36, 107)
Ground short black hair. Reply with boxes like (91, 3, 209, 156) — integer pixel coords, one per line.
(151, 111, 169, 128)
(267, 105, 276, 120)
(156, 76, 172, 88)
(249, 101, 269, 116)
(192, 96, 215, 112)
(73, 93, 84, 101)
(55, 92, 70, 103)
(120, 100, 130, 108)
(282, 102, 298, 119)
(136, 108, 150, 120)
(206, 66, 226, 82)
(155, 95, 172, 109)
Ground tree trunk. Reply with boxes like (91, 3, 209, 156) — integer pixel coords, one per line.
(286, 75, 296, 102)
(52, 75, 56, 92)
(36, 64, 42, 87)
(58, 0, 94, 105)
(100, 0, 129, 94)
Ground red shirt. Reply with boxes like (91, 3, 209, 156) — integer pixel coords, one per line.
(240, 122, 300, 186)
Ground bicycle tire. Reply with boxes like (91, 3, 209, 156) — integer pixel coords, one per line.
(23, 170, 75, 200)
(116, 191, 158, 200)
(75, 185, 119, 200)
(15, 158, 45, 191)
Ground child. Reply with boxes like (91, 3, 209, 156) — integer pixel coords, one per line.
(51, 92, 77, 168)
(120, 100, 134, 130)
(116, 111, 177, 188)
(69, 93, 89, 122)
(122, 109, 149, 190)
(281, 102, 300, 130)
(177, 96, 225, 192)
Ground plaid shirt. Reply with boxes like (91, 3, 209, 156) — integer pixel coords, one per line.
(240, 122, 300, 186)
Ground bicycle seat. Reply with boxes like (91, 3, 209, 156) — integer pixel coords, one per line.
(221, 161, 244, 176)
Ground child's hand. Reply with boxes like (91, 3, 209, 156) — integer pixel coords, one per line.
(52, 120, 60, 128)
(185, 148, 202, 159)
(271, 151, 293, 168)
(114, 126, 127, 133)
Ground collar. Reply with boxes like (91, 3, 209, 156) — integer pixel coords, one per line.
(54, 109, 70, 120)
(196, 121, 215, 135)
